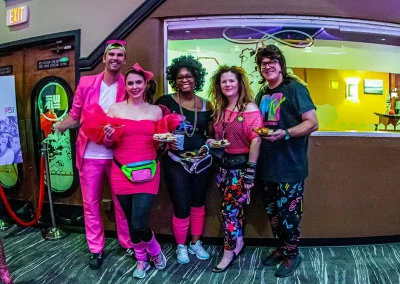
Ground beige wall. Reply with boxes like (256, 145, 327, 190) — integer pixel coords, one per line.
(0, 0, 145, 56)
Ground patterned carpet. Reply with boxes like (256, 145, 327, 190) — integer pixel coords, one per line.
(2, 227, 400, 284)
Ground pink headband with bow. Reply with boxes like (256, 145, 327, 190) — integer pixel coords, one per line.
(131, 63, 154, 81)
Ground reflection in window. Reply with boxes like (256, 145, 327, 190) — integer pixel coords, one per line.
(167, 22, 400, 133)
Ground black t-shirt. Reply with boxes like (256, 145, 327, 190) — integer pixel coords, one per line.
(255, 79, 316, 183)
(155, 94, 213, 152)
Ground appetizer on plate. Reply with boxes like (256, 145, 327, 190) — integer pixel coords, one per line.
(209, 139, 230, 148)
(253, 127, 274, 136)
(153, 132, 177, 142)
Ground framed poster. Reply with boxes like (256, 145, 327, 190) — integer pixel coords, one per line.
(364, 79, 384, 95)
(0, 76, 23, 166)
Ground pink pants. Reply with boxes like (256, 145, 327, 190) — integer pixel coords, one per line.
(79, 158, 133, 253)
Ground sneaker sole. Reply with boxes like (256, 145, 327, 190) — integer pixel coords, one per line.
(133, 263, 151, 279)
(154, 252, 167, 270)
(188, 248, 210, 260)
(177, 258, 190, 264)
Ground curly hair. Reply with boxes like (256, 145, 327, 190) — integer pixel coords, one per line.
(166, 54, 207, 92)
(256, 45, 288, 84)
(208, 65, 254, 123)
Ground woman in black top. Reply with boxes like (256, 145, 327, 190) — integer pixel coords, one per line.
(155, 55, 214, 264)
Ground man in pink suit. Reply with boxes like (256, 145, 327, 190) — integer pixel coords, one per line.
(55, 40, 133, 269)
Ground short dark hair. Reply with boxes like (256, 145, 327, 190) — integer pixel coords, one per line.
(256, 45, 288, 84)
(166, 54, 207, 92)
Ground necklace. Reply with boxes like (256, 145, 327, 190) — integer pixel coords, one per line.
(177, 91, 198, 138)
(222, 104, 241, 139)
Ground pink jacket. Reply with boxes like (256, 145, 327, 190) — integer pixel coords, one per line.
(69, 72, 126, 170)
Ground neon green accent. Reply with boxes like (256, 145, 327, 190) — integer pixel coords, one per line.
(121, 160, 157, 181)
(38, 82, 69, 121)
(270, 97, 287, 114)
(59, 57, 69, 63)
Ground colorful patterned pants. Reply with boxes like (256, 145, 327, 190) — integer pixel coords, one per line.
(263, 181, 304, 256)
(217, 167, 248, 251)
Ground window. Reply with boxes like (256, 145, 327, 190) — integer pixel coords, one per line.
(165, 16, 400, 134)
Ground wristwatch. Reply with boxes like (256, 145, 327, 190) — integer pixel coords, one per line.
(284, 129, 290, 140)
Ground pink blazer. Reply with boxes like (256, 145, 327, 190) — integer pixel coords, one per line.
(69, 72, 126, 171)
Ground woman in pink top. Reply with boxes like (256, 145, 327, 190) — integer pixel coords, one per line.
(208, 66, 263, 272)
(102, 64, 166, 279)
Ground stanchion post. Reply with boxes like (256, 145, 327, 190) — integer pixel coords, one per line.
(41, 139, 69, 240)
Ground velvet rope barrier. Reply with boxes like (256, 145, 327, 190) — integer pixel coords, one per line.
(0, 157, 45, 227)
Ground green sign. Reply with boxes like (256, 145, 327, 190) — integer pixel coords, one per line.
(38, 82, 74, 193)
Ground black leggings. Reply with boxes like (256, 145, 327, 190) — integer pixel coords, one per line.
(163, 156, 210, 219)
(116, 193, 155, 244)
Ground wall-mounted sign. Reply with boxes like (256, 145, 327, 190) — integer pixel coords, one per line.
(37, 58, 69, 70)
(0, 66, 12, 76)
(364, 79, 384, 95)
(6, 5, 29, 27)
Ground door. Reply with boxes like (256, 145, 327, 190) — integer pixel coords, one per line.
(0, 36, 81, 206)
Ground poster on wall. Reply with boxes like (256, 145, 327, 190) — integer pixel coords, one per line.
(364, 79, 384, 95)
(0, 76, 23, 166)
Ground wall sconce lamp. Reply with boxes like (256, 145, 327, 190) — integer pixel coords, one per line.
(345, 77, 360, 102)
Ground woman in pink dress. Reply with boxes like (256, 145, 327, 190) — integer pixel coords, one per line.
(102, 63, 167, 279)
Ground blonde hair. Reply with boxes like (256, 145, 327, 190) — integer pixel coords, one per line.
(208, 66, 254, 123)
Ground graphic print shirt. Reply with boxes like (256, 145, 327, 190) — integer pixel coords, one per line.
(255, 79, 316, 183)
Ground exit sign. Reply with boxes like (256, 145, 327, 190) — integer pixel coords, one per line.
(6, 6, 29, 26)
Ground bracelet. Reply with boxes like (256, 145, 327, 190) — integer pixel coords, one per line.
(247, 162, 257, 168)
(243, 175, 255, 184)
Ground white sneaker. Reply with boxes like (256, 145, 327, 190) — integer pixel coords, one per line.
(133, 261, 151, 279)
(176, 244, 190, 264)
(188, 240, 210, 260)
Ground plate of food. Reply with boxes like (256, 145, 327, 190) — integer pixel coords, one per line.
(179, 149, 207, 161)
(253, 127, 274, 136)
(153, 132, 177, 142)
(208, 139, 230, 148)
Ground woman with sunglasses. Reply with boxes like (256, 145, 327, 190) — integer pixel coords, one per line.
(101, 63, 167, 279)
(155, 55, 213, 264)
(208, 66, 262, 272)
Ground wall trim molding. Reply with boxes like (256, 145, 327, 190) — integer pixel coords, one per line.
(79, 0, 166, 71)
(0, 29, 81, 87)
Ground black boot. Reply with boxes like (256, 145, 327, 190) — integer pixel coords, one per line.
(275, 255, 302, 278)
(263, 249, 284, 266)
(89, 252, 103, 270)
